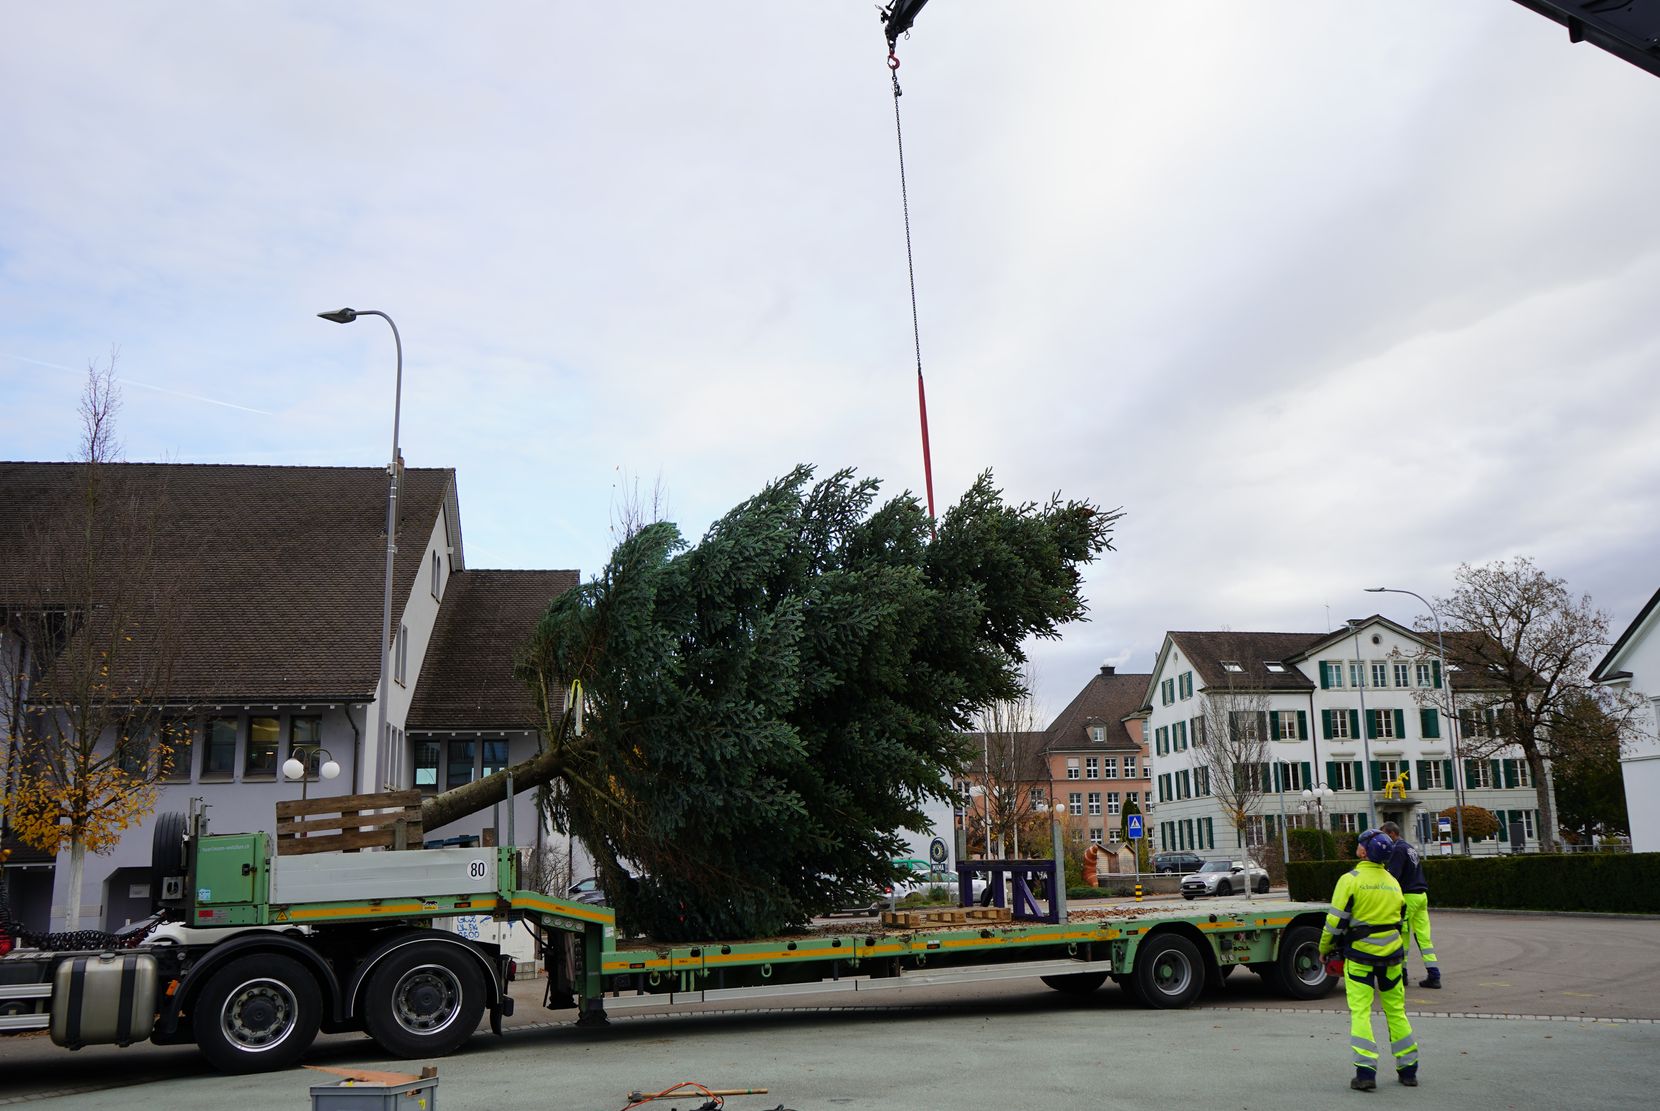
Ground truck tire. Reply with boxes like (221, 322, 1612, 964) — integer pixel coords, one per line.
(1131, 934, 1203, 1009)
(1039, 971, 1108, 996)
(193, 954, 321, 1073)
(149, 811, 188, 902)
(1264, 924, 1333, 1000)
(362, 944, 486, 1059)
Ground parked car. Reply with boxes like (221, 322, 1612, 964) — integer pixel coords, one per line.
(1152, 851, 1206, 875)
(1180, 860, 1271, 898)
(567, 872, 638, 906)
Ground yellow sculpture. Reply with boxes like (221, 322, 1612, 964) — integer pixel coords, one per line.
(1382, 770, 1411, 800)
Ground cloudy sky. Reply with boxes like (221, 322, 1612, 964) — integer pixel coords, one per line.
(4, 2, 1657, 720)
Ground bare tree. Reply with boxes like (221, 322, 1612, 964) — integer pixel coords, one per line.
(1432, 558, 1640, 852)
(1191, 677, 1272, 898)
(972, 679, 1046, 858)
(0, 359, 188, 929)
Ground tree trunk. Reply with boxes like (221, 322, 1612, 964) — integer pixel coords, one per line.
(420, 745, 566, 834)
(1527, 748, 1558, 852)
(65, 836, 85, 932)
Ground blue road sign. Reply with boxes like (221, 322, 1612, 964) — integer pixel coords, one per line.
(1126, 814, 1144, 840)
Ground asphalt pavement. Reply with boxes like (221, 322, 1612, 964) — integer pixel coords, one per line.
(3, 901, 1657, 1109)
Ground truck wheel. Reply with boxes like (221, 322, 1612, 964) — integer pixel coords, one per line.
(193, 954, 321, 1073)
(1265, 924, 1333, 1000)
(1132, 934, 1203, 1009)
(363, 944, 486, 1059)
(1039, 972, 1108, 996)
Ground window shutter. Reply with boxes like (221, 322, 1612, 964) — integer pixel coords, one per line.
(1443, 760, 1454, 790)
(1503, 760, 1519, 789)
(1365, 710, 1378, 739)
(1272, 763, 1282, 792)
(1420, 708, 1440, 739)
(1297, 710, 1308, 740)
(1490, 759, 1502, 789)
(1258, 711, 1269, 745)
(1330, 812, 1342, 832)
(1393, 709, 1405, 737)
(1369, 760, 1383, 791)
(1415, 759, 1429, 785)
(1319, 662, 1331, 689)
(1326, 760, 1339, 788)
(1301, 761, 1312, 788)
(1268, 712, 1279, 741)
(1322, 709, 1333, 739)
(1432, 661, 1443, 689)
(1348, 710, 1360, 739)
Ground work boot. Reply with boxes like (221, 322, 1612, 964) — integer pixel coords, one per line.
(1351, 1070, 1377, 1092)
(1419, 969, 1442, 989)
(1399, 1067, 1419, 1087)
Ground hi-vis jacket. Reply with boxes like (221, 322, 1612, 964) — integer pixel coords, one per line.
(1320, 860, 1406, 965)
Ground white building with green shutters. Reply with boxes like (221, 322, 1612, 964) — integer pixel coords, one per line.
(1142, 616, 1552, 861)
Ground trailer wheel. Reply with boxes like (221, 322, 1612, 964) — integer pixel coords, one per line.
(1039, 971, 1108, 996)
(1263, 924, 1333, 1000)
(193, 954, 321, 1073)
(363, 944, 486, 1059)
(1132, 934, 1203, 1009)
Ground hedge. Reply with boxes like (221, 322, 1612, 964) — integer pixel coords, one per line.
(1286, 852, 1660, 914)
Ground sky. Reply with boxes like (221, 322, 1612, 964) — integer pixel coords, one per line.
(4, 2, 1658, 722)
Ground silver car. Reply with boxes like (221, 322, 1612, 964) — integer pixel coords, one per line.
(1180, 860, 1270, 899)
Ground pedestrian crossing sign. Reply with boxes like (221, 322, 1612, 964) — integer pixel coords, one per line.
(1126, 814, 1143, 840)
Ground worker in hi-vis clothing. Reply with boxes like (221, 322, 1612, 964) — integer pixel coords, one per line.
(1381, 820, 1440, 988)
(1320, 830, 1420, 1090)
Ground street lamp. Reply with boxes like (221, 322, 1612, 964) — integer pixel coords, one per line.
(1347, 619, 1380, 829)
(319, 307, 403, 792)
(1050, 800, 1067, 920)
(968, 783, 993, 859)
(1366, 585, 1468, 854)
(1300, 784, 1335, 859)
(283, 745, 341, 802)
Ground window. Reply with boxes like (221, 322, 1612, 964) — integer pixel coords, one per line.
(1087, 792, 1102, 816)
(1349, 661, 1364, 688)
(245, 717, 279, 778)
(1194, 766, 1210, 796)
(1030, 787, 1046, 807)
(1229, 711, 1261, 744)
(1336, 813, 1362, 833)
(1104, 757, 1118, 779)
(414, 740, 441, 792)
(1417, 760, 1445, 789)
(1221, 661, 1243, 673)
(1068, 792, 1083, 816)
(1466, 759, 1493, 789)
(1162, 678, 1175, 705)
(1370, 661, 1389, 688)
(1331, 761, 1358, 790)
(1324, 709, 1354, 740)
(1088, 827, 1103, 845)
(1175, 769, 1190, 799)
(1322, 660, 1346, 688)
(482, 739, 509, 778)
(1107, 791, 1121, 816)
(1372, 709, 1398, 739)
(1275, 710, 1303, 741)
(1179, 671, 1194, 699)
(1416, 662, 1434, 687)
(1122, 755, 1135, 778)
(395, 623, 410, 685)
(1278, 761, 1307, 791)
(1157, 774, 1171, 803)
(447, 740, 477, 789)
(115, 720, 148, 776)
(1265, 661, 1286, 673)
(1085, 756, 1099, 780)
(431, 550, 442, 599)
(1155, 727, 1169, 756)
(1066, 757, 1081, 780)
(1107, 827, 1121, 843)
(204, 717, 238, 779)
(1089, 725, 1105, 742)
(162, 718, 193, 781)
(1380, 759, 1405, 784)
(1174, 720, 1188, 750)
(1393, 662, 1410, 688)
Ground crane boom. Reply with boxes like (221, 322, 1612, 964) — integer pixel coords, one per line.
(1512, 1, 1660, 78)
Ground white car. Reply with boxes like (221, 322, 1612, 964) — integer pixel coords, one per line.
(1180, 860, 1270, 899)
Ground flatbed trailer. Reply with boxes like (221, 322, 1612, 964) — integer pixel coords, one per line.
(1, 811, 1335, 1073)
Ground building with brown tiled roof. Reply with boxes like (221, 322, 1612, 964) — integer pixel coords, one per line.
(1144, 618, 1548, 864)
(0, 462, 575, 932)
(1042, 665, 1153, 849)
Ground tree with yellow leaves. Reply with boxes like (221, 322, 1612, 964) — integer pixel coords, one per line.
(1, 359, 186, 930)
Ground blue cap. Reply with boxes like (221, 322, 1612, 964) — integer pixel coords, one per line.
(1358, 829, 1392, 863)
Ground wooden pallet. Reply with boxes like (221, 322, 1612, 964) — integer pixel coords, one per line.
(880, 906, 1012, 929)
(274, 789, 424, 856)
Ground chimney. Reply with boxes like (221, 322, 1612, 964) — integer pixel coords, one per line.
(1099, 664, 1116, 676)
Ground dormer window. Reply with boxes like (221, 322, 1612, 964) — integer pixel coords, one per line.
(1090, 725, 1105, 743)
(1221, 661, 1244, 673)
(1264, 662, 1286, 673)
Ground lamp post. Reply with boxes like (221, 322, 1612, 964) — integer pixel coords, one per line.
(1300, 783, 1335, 859)
(319, 307, 403, 792)
(283, 746, 341, 803)
(968, 784, 992, 859)
(1050, 800, 1067, 921)
(1366, 585, 1468, 854)
(1347, 619, 1379, 829)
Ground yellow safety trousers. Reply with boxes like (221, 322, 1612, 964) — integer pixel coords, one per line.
(1403, 891, 1437, 968)
(1344, 960, 1418, 1074)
